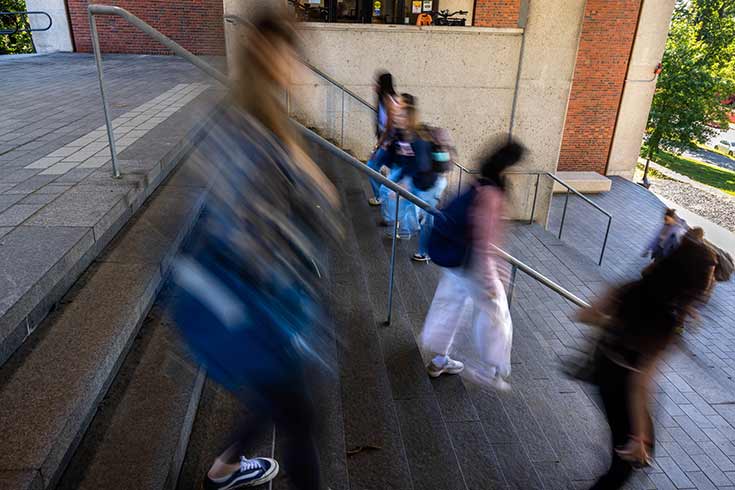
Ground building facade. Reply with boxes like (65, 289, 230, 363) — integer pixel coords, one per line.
(30, 0, 676, 216)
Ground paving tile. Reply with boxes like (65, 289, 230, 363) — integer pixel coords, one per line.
(492, 443, 544, 490)
(690, 453, 732, 486)
(0, 204, 44, 226)
(395, 397, 467, 490)
(655, 456, 695, 489)
(446, 421, 507, 490)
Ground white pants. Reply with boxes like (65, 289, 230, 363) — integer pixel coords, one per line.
(420, 268, 513, 378)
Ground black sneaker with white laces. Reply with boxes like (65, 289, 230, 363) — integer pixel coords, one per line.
(204, 456, 279, 489)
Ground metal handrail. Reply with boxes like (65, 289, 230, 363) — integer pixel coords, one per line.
(88, 5, 591, 322)
(301, 119, 592, 312)
(455, 164, 613, 265)
(0, 11, 52, 35)
(88, 4, 229, 178)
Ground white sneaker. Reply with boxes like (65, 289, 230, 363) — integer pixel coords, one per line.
(427, 357, 465, 378)
(368, 197, 382, 206)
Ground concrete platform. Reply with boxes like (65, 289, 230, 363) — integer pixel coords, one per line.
(552, 171, 612, 194)
(0, 53, 225, 366)
(0, 158, 207, 490)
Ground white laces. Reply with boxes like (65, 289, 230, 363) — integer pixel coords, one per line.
(240, 456, 263, 473)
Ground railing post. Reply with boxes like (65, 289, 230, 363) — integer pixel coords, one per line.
(340, 88, 345, 148)
(89, 12, 121, 178)
(558, 188, 569, 239)
(529, 173, 540, 225)
(457, 169, 463, 195)
(507, 265, 518, 306)
(386, 194, 400, 325)
(599, 216, 612, 266)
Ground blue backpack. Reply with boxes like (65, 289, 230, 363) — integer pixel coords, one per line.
(428, 186, 477, 268)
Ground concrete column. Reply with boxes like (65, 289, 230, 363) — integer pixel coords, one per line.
(25, 0, 73, 53)
(606, 0, 676, 179)
(507, 0, 586, 222)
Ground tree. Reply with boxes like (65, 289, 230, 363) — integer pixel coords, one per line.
(0, 0, 34, 55)
(644, 0, 735, 163)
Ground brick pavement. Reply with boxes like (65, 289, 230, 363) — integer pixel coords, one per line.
(508, 177, 735, 489)
(0, 53, 223, 364)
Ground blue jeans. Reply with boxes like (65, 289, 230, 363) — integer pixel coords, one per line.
(413, 176, 448, 256)
(367, 147, 393, 200)
(379, 170, 417, 238)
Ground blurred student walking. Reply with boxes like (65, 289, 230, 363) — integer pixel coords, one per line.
(168, 12, 341, 490)
(367, 72, 399, 206)
(578, 234, 716, 489)
(420, 141, 525, 390)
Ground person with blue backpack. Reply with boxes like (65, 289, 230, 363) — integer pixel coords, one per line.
(420, 141, 525, 391)
(168, 13, 341, 490)
(408, 126, 454, 262)
(378, 93, 423, 238)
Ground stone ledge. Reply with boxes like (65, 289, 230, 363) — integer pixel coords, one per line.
(0, 162, 207, 490)
(552, 171, 612, 194)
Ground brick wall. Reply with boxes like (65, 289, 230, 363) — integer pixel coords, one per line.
(67, 0, 225, 55)
(473, 0, 520, 28)
(557, 0, 642, 174)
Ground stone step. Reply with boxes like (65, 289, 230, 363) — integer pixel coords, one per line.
(55, 303, 205, 490)
(0, 90, 218, 368)
(0, 159, 207, 490)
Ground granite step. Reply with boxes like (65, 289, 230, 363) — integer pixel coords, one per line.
(0, 158, 207, 490)
(0, 89, 219, 368)
(55, 302, 205, 490)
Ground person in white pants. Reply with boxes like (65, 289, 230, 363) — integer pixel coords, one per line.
(420, 141, 525, 390)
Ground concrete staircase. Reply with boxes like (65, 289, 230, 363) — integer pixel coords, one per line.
(0, 153, 208, 490)
(1, 124, 630, 490)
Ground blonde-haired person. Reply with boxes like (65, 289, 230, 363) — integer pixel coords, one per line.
(169, 11, 340, 490)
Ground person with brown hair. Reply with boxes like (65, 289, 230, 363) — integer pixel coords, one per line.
(578, 234, 716, 489)
(169, 11, 341, 490)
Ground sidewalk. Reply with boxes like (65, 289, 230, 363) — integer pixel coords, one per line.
(538, 177, 735, 488)
(0, 53, 224, 364)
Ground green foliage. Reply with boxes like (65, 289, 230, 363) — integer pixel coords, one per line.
(641, 145, 735, 196)
(0, 0, 34, 55)
(645, 0, 735, 159)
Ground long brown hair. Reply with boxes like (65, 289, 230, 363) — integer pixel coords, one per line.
(232, 12, 337, 206)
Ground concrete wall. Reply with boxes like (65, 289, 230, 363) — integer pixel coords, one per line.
(504, 0, 586, 222)
(607, 0, 676, 179)
(26, 0, 73, 53)
(225, 0, 585, 222)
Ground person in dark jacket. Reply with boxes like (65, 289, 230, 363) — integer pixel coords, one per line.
(578, 235, 716, 489)
(169, 12, 341, 490)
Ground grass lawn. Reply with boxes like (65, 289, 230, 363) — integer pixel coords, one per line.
(643, 149, 735, 196)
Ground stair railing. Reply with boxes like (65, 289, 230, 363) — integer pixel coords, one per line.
(269, 44, 614, 266)
(456, 165, 613, 265)
(0, 10, 52, 35)
(88, 5, 590, 326)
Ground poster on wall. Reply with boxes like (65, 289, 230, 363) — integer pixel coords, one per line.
(412, 1, 422, 14)
(422, 0, 432, 11)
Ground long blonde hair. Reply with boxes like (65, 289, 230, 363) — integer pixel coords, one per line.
(233, 13, 337, 205)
